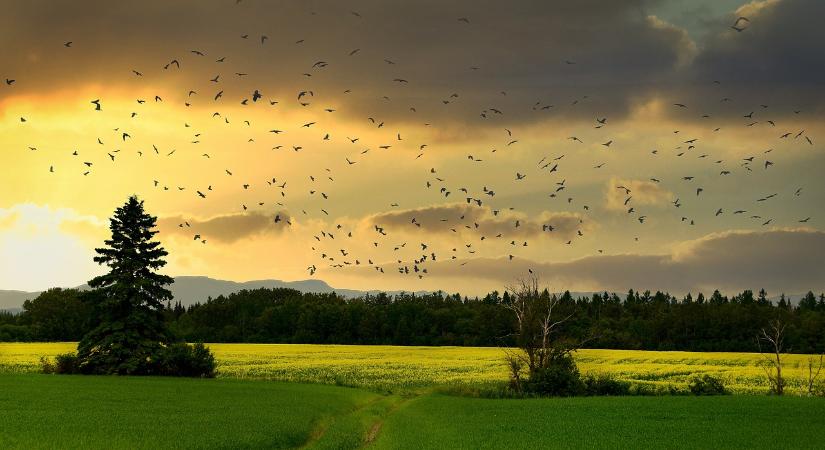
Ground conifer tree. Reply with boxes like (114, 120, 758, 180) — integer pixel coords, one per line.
(77, 196, 174, 374)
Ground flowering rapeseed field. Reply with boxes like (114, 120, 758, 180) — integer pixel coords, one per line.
(1, 342, 819, 394)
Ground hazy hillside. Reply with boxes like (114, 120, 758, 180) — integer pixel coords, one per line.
(0, 276, 432, 311)
(166, 276, 386, 305)
(0, 290, 36, 312)
(1, 277, 808, 312)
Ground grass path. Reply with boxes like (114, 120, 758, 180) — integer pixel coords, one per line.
(306, 392, 416, 449)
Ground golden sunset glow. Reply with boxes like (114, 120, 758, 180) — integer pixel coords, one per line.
(1, 0, 823, 295)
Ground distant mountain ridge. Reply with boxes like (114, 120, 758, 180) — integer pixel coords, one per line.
(0, 290, 34, 313)
(0, 276, 433, 311)
(0, 277, 810, 312)
(166, 276, 416, 305)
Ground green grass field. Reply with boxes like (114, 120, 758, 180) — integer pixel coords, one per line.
(3, 373, 825, 449)
(0, 373, 379, 449)
(371, 394, 825, 449)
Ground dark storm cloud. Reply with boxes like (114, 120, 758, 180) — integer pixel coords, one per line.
(661, 0, 825, 123)
(1, 0, 820, 126)
(157, 211, 291, 243)
(426, 228, 825, 294)
(693, 0, 825, 85)
(647, 0, 825, 122)
(366, 203, 589, 241)
(0, 0, 690, 124)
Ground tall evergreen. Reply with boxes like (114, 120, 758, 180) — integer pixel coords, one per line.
(77, 196, 175, 374)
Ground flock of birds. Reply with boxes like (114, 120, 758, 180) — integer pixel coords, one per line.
(5, 10, 818, 282)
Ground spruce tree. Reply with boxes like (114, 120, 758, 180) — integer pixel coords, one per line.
(77, 196, 175, 374)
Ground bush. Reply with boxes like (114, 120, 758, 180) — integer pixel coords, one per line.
(43, 344, 215, 378)
(40, 352, 80, 374)
(689, 374, 729, 395)
(155, 342, 216, 378)
(582, 374, 631, 396)
(55, 353, 80, 374)
(39, 356, 53, 374)
(523, 353, 584, 397)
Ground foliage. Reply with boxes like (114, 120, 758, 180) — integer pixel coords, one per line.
(502, 278, 593, 397)
(522, 351, 584, 396)
(502, 278, 576, 373)
(688, 374, 730, 395)
(76, 196, 176, 375)
(582, 373, 632, 396)
(19, 289, 92, 341)
(155, 342, 216, 378)
(5, 287, 825, 355)
(38, 356, 53, 374)
(39, 343, 216, 378)
(40, 352, 80, 374)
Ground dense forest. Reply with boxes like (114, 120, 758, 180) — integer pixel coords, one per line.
(2, 287, 824, 353)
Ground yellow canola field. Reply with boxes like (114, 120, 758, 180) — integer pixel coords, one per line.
(1, 342, 819, 394)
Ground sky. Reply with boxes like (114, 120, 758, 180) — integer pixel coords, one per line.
(1, 0, 823, 296)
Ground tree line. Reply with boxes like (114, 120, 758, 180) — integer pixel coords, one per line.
(3, 285, 824, 353)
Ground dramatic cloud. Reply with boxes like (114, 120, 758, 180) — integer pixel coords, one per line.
(158, 211, 292, 244)
(2, 0, 821, 128)
(605, 177, 675, 211)
(1, 1, 822, 293)
(407, 228, 825, 294)
(0, 0, 703, 126)
(686, 0, 825, 116)
(364, 203, 591, 242)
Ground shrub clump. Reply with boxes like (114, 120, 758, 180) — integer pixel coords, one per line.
(523, 353, 584, 397)
(41, 343, 215, 378)
(40, 353, 80, 374)
(582, 374, 631, 396)
(155, 343, 216, 378)
(688, 374, 729, 395)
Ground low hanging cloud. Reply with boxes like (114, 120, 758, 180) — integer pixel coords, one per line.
(605, 177, 675, 211)
(363, 203, 592, 242)
(398, 228, 825, 295)
(157, 211, 292, 244)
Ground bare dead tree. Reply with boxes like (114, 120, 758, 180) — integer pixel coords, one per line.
(757, 319, 787, 395)
(805, 354, 824, 396)
(500, 277, 575, 389)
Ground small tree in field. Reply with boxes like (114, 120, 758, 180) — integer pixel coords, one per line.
(757, 319, 786, 395)
(502, 277, 580, 396)
(75, 196, 195, 375)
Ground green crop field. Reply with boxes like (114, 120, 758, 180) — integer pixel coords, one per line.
(2, 342, 821, 394)
(0, 373, 380, 449)
(3, 373, 825, 449)
(371, 394, 825, 449)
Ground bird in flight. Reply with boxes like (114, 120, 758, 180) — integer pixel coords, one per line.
(731, 16, 750, 32)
